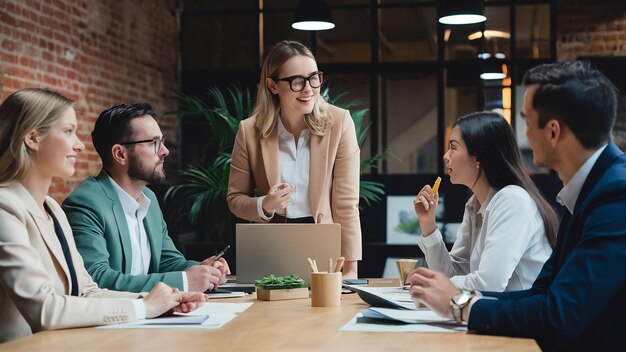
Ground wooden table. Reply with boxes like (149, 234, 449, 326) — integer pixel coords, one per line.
(0, 289, 539, 351)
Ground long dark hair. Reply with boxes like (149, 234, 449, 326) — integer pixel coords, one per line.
(455, 111, 558, 246)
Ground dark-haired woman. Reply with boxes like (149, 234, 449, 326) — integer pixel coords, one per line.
(413, 111, 557, 292)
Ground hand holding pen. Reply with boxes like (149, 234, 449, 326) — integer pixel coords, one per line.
(200, 245, 230, 290)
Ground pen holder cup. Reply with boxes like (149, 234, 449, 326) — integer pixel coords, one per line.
(310, 272, 342, 307)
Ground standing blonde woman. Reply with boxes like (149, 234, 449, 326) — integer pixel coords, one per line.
(0, 88, 207, 342)
(227, 40, 362, 278)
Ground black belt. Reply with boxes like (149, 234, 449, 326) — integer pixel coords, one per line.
(270, 215, 315, 223)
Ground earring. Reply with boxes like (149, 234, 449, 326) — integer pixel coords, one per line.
(476, 164, 479, 169)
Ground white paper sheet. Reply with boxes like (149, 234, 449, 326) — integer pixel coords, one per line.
(99, 302, 254, 329)
(207, 291, 248, 299)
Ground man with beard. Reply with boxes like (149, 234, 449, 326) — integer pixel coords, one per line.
(63, 104, 229, 293)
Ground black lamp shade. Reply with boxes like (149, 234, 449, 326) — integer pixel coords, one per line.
(292, 0, 335, 31)
(439, 0, 486, 25)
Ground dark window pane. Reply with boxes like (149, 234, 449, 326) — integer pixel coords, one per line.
(380, 7, 437, 62)
(182, 14, 257, 70)
(316, 8, 371, 63)
(384, 74, 438, 174)
(516, 4, 551, 59)
(263, 11, 312, 53)
(325, 74, 372, 171)
(184, 0, 257, 11)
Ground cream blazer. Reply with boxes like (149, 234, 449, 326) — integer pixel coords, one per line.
(0, 183, 139, 343)
(227, 104, 362, 261)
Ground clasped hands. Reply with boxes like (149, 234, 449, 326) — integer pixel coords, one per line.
(186, 256, 231, 292)
(262, 183, 293, 216)
(143, 282, 208, 318)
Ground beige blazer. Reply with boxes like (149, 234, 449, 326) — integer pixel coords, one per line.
(0, 183, 139, 343)
(227, 104, 362, 261)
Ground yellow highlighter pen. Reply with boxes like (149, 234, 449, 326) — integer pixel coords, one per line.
(432, 176, 442, 194)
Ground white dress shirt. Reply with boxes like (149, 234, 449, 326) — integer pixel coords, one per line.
(257, 116, 313, 220)
(108, 176, 152, 275)
(418, 185, 552, 292)
(556, 144, 607, 214)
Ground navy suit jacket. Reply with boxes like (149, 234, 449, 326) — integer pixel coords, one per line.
(468, 144, 626, 351)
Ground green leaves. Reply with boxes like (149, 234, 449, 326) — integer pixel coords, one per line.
(324, 86, 387, 205)
(165, 86, 251, 242)
(254, 274, 308, 290)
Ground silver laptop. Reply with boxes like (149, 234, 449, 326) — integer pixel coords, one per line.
(235, 223, 341, 285)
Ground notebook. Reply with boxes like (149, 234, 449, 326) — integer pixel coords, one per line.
(235, 223, 341, 285)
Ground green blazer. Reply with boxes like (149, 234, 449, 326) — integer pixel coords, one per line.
(62, 171, 198, 292)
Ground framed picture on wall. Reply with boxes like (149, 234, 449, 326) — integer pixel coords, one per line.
(386, 194, 445, 244)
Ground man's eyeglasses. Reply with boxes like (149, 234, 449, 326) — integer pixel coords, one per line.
(119, 137, 165, 154)
(274, 71, 324, 92)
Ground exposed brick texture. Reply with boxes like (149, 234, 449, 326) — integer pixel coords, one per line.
(0, 0, 180, 203)
(557, 0, 626, 60)
(557, 0, 626, 149)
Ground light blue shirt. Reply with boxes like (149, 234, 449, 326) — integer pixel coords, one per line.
(556, 144, 607, 214)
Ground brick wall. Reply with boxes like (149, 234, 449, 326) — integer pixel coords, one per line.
(557, 0, 626, 149)
(0, 0, 180, 203)
(557, 0, 626, 61)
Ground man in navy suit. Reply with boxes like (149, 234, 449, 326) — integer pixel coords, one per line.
(408, 60, 626, 351)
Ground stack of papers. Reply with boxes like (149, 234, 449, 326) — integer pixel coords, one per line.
(99, 302, 253, 329)
(342, 308, 466, 333)
(342, 285, 466, 332)
(343, 284, 417, 310)
(207, 290, 248, 299)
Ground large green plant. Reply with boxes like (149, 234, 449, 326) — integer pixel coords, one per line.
(165, 86, 385, 242)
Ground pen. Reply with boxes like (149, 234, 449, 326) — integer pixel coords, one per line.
(307, 257, 317, 272)
(432, 176, 442, 194)
(213, 244, 230, 261)
(334, 257, 345, 273)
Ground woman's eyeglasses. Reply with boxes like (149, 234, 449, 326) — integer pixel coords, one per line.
(119, 137, 165, 154)
(274, 71, 324, 92)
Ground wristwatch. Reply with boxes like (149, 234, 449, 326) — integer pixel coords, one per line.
(450, 289, 474, 323)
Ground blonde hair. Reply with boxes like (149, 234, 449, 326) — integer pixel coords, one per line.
(253, 40, 331, 138)
(0, 88, 74, 184)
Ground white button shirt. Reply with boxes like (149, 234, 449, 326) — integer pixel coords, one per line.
(258, 116, 313, 220)
(108, 176, 152, 276)
(418, 185, 552, 292)
(556, 144, 607, 214)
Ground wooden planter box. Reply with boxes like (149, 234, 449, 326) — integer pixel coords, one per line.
(256, 287, 309, 301)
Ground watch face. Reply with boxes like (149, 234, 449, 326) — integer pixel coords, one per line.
(453, 290, 473, 306)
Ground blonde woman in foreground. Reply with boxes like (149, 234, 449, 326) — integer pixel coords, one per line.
(0, 88, 207, 342)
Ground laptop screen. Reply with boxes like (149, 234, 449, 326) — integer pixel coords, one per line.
(235, 223, 341, 285)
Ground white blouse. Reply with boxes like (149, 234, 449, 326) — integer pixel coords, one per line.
(418, 185, 552, 292)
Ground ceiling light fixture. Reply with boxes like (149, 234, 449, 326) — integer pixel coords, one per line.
(480, 59, 507, 80)
(292, 0, 335, 31)
(438, 0, 486, 25)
